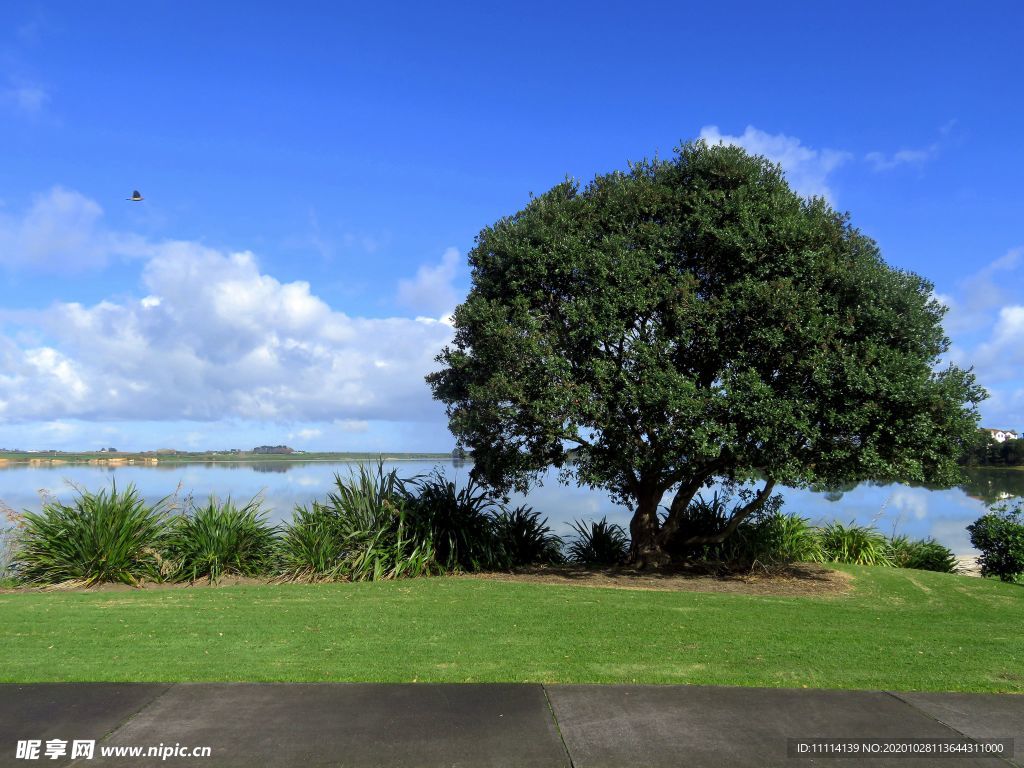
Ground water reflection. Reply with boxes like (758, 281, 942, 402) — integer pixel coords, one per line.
(0, 461, 1019, 555)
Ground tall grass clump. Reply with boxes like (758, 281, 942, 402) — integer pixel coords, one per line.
(716, 511, 823, 567)
(888, 535, 959, 573)
(667, 492, 819, 568)
(13, 483, 172, 587)
(278, 462, 436, 582)
(491, 505, 563, 566)
(277, 501, 349, 582)
(566, 517, 630, 565)
(167, 495, 278, 583)
(403, 471, 504, 571)
(816, 520, 894, 566)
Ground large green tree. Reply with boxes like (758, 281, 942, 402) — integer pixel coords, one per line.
(428, 142, 986, 567)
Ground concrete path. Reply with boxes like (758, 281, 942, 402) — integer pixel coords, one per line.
(0, 684, 1019, 767)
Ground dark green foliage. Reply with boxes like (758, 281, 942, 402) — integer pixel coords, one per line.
(167, 496, 278, 582)
(278, 463, 437, 582)
(491, 505, 563, 566)
(671, 493, 731, 551)
(429, 140, 986, 564)
(566, 518, 630, 565)
(403, 470, 504, 571)
(817, 521, 894, 567)
(968, 504, 1024, 582)
(888, 535, 959, 573)
(669, 491, 819, 566)
(278, 464, 567, 579)
(14, 483, 172, 586)
(717, 511, 824, 567)
(277, 501, 349, 582)
(960, 429, 1024, 467)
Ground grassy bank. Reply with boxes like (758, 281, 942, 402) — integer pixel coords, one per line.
(1, 565, 1020, 691)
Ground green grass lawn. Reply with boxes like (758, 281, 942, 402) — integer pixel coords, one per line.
(1, 565, 1020, 692)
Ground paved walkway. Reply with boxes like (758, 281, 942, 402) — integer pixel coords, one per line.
(0, 684, 1020, 767)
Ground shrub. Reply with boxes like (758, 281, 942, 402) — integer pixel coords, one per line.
(167, 496, 278, 582)
(13, 483, 172, 587)
(566, 517, 630, 565)
(403, 470, 503, 571)
(278, 463, 437, 582)
(277, 501, 349, 582)
(666, 492, 816, 567)
(718, 511, 823, 567)
(816, 520, 894, 566)
(967, 504, 1024, 582)
(491, 505, 563, 567)
(888, 535, 959, 574)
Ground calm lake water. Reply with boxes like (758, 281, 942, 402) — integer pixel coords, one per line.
(2, 460, 1021, 556)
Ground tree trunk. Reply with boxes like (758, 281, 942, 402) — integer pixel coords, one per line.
(629, 486, 668, 569)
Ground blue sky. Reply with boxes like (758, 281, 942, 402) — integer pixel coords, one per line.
(0, 1, 1022, 452)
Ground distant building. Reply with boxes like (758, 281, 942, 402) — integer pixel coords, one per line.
(985, 428, 1019, 443)
(252, 445, 294, 454)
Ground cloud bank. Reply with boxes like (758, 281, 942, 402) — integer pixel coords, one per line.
(0, 189, 460, 428)
(699, 125, 851, 201)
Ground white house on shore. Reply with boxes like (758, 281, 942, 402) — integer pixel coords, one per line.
(985, 428, 1019, 443)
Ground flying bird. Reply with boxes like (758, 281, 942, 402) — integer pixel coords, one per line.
(127, 190, 144, 202)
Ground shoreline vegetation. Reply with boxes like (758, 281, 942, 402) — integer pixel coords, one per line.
(1, 465, 971, 590)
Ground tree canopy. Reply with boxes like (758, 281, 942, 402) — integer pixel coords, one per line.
(428, 141, 986, 566)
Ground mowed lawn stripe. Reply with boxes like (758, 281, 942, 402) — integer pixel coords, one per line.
(1, 565, 1020, 692)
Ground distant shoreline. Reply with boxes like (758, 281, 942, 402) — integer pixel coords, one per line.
(0, 452, 459, 467)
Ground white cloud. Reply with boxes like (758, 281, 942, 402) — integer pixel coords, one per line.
(39, 421, 80, 439)
(889, 488, 928, 521)
(336, 419, 369, 433)
(0, 186, 150, 271)
(1, 83, 49, 114)
(396, 247, 464, 316)
(865, 147, 935, 172)
(934, 247, 1024, 428)
(865, 122, 953, 172)
(942, 248, 1023, 336)
(970, 304, 1024, 383)
(0, 189, 457, 426)
(698, 125, 851, 202)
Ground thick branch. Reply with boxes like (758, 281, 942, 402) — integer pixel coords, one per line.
(678, 478, 777, 546)
(657, 456, 730, 543)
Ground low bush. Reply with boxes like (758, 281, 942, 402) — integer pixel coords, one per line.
(718, 511, 823, 567)
(403, 471, 504, 571)
(816, 520, 894, 567)
(491, 505, 563, 566)
(566, 517, 630, 565)
(967, 503, 1024, 582)
(888, 535, 959, 573)
(277, 501, 349, 582)
(13, 483, 172, 587)
(167, 496, 279, 583)
(667, 491, 815, 567)
(671, 493, 730, 561)
(279, 462, 438, 582)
